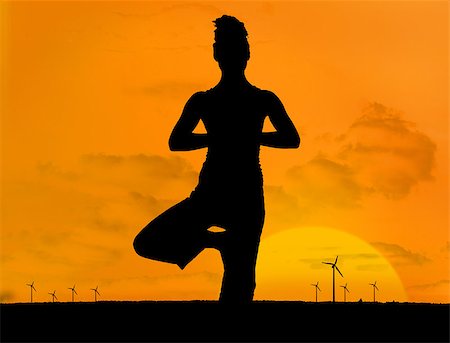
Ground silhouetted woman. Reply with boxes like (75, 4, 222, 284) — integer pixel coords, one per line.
(134, 15, 300, 303)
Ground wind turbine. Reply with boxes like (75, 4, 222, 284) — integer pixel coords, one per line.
(369, 281, 379, 302)
(68, 285, 77, 302)
(48, 290, 58, 303)
(340, 283, 350, 302)
(311, 281, 321, 303)
(90, 286, 100, 302)
(322, 256, 344, 303)
(26, 281, 37, 303)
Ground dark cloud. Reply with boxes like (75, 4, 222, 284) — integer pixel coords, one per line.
(371, 242, 431, 266)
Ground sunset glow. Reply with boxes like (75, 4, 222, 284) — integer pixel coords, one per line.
(1, 1, 448, 304)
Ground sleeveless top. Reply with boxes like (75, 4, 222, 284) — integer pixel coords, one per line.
(192, 85, 266, 203)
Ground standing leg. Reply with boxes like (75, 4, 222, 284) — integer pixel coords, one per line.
(218, 225, 263, 303)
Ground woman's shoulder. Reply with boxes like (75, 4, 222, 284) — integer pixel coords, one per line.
(251, 87, 283, 106)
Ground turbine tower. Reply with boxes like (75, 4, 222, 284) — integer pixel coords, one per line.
(68, 285, 77, 302)
(369, 281, 379, 302)
(322, 256, 344, 303)
(340, 283, 350, 302)
(90, 286, 100, 302)
(48, 290, 58, 303)
(310, 281, 321, 303)
(26, 281, 37, 303)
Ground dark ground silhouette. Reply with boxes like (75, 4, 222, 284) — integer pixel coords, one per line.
(133, 15, 299, 303)
(1, 301, 449, 342)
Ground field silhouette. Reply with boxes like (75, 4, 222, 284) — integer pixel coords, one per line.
(1, 301, 448, 342)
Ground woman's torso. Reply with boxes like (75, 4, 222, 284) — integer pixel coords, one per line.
(194, 84, 266, 195)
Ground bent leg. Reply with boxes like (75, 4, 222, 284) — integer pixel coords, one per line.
(133, 198, 209, 270)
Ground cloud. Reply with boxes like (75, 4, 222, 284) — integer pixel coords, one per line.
(339, 102, 436, 199)
(1, 153, 201, 286)
(0, 290, 15, 303)
(286, 157, 366, 208)
(286, 102, 436, 210)
(355, 264, 389, 272)
(264, 185, 302, 228)
(37, 153, 199, 201)
(407, 279, 450, 291)
(371, 242, 431, 266)
(440, 242, 450, 254)
(103, 271, 221, 286)
(298, 253, 381, 270)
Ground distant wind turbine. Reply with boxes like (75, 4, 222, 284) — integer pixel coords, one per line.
(311, 281, 321, 303)
(68, 285, 78, 302)
(90, 286, 100, 302)
(48, 290, 58, 303)
(340, 283, 350, 302)
(369, 281, 379, 302)
(322, 256, 344, 303)
(26, 281, 37, 303)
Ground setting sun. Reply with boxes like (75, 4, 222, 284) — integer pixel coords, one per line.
(255, 227, 407, 302)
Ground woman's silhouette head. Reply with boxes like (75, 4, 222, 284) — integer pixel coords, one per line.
(213, 15, 250, 72)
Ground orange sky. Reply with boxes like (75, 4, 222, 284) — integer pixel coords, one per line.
(1, 1, 448, 304)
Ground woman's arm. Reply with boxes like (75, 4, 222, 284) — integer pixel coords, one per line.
(169, 93, 208, 151)
(260, 91, 300, 148)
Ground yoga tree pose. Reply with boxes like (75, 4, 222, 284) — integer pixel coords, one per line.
(134, 15, 300, 303)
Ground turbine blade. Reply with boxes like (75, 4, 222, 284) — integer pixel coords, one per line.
(74, 289, 78, 295)
(375, 285, 379, 291)
(336, 266, 344, 277)
(317, 287, 321, 291)
(322, 262, 333, 265)
(335, 256, 338, 264)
